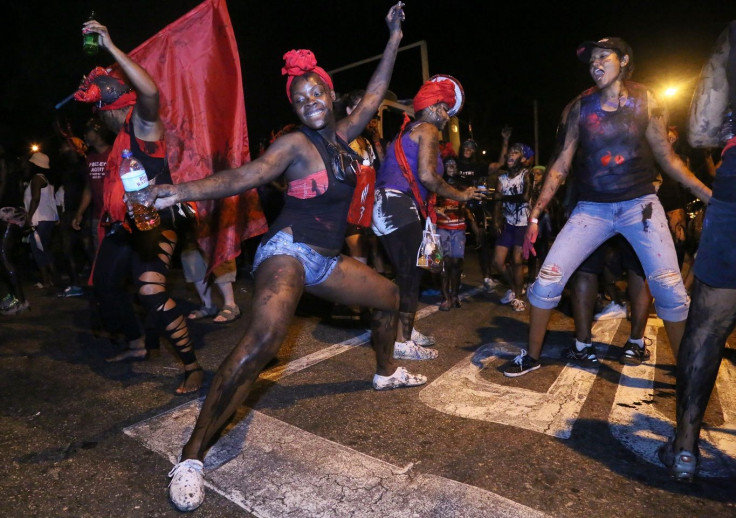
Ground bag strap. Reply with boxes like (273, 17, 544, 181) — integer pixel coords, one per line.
(393, 117, 436, 222)
(299, 126, 359, 177)
(299, 126, 335, 178)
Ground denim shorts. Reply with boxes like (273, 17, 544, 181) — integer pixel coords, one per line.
(438, 228, 466, 259)
(252, 230, 338, 286)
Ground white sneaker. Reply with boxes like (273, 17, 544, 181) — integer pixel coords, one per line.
(168, 459, 205, 512)
(483, 277, 499, 291)
(511, 298, 527, 312)
(373, 367, 427, 390)
(411, 327, 435, 346)
(594, 302, 627, 321)
(394, 340, 439, 360)
(500, 289, 516, 304)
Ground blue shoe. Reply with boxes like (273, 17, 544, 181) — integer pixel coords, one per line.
(59, 286, 84, 297)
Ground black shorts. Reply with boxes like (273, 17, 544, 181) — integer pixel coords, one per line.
(577, 235, 644, 278)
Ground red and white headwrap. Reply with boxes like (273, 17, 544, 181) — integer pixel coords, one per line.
(413, 75, 464, 116)
(282, 49, 334, 103)
(74, 66, 137, 112)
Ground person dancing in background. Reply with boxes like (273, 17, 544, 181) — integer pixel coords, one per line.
(507, 37, 711, 377)
(74, 19, 204, 394)
(372, 75, 482, 358)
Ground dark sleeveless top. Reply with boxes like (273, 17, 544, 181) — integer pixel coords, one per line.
(127, 118, 173, 186)
(263, 134, 355, 253)
(574, 81, 657, 203)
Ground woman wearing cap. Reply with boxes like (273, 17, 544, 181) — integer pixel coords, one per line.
(23, 152, 59, 290)
(148, 4, 413, 511)
(372, 76, 482, 358)
(75, 20, 204, 395)
(504, 36, 712, 377)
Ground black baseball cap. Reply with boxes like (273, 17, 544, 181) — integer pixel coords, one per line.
(576, 37, 633, 64)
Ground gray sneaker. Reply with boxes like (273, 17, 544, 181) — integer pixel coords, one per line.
(411, 327, 435, 346)
(168, 459, 205, 511)
(394, 340, 439, 360)
(373, 367, 427, 390)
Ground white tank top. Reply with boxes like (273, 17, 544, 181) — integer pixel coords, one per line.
(498, 170, 529, 226)
(24, 174, 59, 225)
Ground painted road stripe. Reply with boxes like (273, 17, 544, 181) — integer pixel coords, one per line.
(258, 287, 483, 383)
(419, 318, 620, 439)
(125, 400, 550, 517)
(609, 318, 736, 478)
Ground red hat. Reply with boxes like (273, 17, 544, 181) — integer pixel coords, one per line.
(413, 74, 464, 116)
(282, 49, 334, 103)
(74, 67, 137, 111)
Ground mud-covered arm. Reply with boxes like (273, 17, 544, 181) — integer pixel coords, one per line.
(151, 133, 300, 209)
(83, 19, 163, 140)
(648, 93, 712, 203)
(688, 22, 735, 148)
(528, 99, 580, 222)
(339, 2, 404, 143)
(414, 124, 481, 203)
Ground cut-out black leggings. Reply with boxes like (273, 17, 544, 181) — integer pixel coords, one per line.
(92, 216, 196, 366)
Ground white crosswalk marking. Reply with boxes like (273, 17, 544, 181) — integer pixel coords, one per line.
(609, 318, 736, 478)
(419, 318, 621, 438)
(125, 401, 550, 517)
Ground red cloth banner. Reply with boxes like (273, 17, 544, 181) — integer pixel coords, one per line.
(127, 0, 267, 270)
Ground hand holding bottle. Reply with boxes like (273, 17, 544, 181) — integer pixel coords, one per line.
(82, 19, 116, 54)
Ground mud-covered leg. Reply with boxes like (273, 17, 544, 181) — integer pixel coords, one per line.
(674, 279, 736, 454)
(181, 255, 304, 461)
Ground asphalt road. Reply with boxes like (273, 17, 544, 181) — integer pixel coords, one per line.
(2, 253, 735, 517)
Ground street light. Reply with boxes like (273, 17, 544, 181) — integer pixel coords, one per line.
(664, 86, 678, 98)
(30, 144, 40, 153)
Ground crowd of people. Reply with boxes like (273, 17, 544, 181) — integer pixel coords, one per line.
(1, 2, 734, 511)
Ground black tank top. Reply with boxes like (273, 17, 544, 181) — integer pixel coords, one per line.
(263, 132, 355, 253)
(126, 118, 173, 186)
(574, 81, 657, 203)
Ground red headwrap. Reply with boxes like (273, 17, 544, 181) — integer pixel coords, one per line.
(413, 80, 456, 114)
(74, 66, 138, 112)
(282, 49, 334, 103)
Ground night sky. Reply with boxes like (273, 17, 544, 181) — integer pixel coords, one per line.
(2, 0, 734, 164)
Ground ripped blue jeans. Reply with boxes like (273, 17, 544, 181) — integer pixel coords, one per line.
(528, 194, 689, 322)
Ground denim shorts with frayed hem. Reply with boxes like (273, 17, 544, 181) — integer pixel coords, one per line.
(252, 230, 338, 287)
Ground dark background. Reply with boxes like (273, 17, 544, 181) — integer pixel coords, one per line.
(1, 0, 734, 164)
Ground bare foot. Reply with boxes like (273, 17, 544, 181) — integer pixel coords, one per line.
(176, 367, 204, 395)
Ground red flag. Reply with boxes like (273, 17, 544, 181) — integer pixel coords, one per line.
(127, 0, 267, 270)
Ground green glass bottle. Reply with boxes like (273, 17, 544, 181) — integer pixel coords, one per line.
(82, 11, 99, 56)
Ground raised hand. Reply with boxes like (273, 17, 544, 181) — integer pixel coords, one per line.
(386, 2, 405, 35)
(82, 20, 115, 51)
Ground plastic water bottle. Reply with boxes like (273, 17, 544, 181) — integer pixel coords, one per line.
(119, 149, 160, 230)
(82, 11, 99, 56)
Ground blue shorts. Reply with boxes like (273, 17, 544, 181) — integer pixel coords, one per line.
(438, 228, 466, 259)
(252, 231, 338, 286)
(497, 221, 527, 249)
